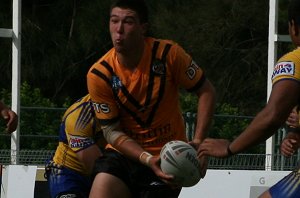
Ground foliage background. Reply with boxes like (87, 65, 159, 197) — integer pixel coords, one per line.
(0, 0, 293, 152)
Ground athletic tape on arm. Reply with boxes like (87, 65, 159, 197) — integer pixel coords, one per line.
(102, 122, 133, 146)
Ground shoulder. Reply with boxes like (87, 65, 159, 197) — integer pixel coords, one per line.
(87, 49, 117, 86)
(64, 97, 95, 136)
(145, 37, 182, 50)
(88, 48, 116, 76)
(272, 48, 300, 83)
(279, 48, 300, 63)
(64, 95, 93, 122)
(145, 37, 188, 60)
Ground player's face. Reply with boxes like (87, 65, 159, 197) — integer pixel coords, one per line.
(109, 7, 146, 54)
(289, 20, 300, 46)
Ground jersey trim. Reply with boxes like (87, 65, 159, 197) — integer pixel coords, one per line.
(187, 75, 206, 92)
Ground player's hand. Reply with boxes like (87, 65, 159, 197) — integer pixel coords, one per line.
(189, 140, 208, 178)
(148, 156, 178, 187)
(198, 155, 208, 178)
(281, 138, 297, 157)
(286, 109, 299, 128)
(280, 132, 300, 157)
(1, 108, 18, 133)
(198, 138, 231, 158)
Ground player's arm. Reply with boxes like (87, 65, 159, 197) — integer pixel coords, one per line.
(193, 79, 216, 143)
(190, 79, 215, 178)
(0, 101, 18, 133)
(228, 80, 299, 154)
(199, 80, 300, 157)
(170, 45, 216, 143)
(76, 145, 103, 174)
(102, 122, 175, 183)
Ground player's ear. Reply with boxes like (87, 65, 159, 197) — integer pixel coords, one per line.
(289, 20, 299, 36)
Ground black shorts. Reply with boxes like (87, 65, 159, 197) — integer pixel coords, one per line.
(92, 148, 181, 198)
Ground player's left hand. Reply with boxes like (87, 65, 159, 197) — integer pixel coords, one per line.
(189, 140, 208, 178)
(198, 138, 231, 158)
(198, 155, 208, 178)
(1, 108, 18, 133)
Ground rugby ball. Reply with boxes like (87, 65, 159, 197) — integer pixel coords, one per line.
(160, 140, 201, 187)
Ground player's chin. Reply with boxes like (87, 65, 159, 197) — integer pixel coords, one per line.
(114, 45, 127, 53)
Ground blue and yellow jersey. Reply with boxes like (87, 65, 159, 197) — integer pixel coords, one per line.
(272, 47, 300, 84)
(87, 37, 206, 155)
(53, 94, 105, 175)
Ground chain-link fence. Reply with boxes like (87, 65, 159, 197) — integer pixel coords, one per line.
(1, 110, 299, 171)
(0, 149, 299, 171)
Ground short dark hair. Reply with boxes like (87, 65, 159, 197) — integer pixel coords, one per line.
(110, 0, 148, 23)
(288, 0, 300, 27)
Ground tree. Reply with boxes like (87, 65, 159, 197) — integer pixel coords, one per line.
(0, 82, 70, 149)
(150, 0, 272, 114)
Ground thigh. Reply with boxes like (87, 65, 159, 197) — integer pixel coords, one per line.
(92, 149, 181, 198)
(45, 161, 91, 198)
(129, 160, 181, 198)
(139, 186, 181, 198)
(90, 172, 131, 198)
(136, 174, 181, 198)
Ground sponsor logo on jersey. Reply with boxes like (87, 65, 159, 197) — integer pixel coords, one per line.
(271, 61, 295, 80)
(152, 59, 165, 75)
(69, 135, 94, 148)
(111, 75, 122, 92)
(93, 102, 110, 114)
(186, 60, 200, 80)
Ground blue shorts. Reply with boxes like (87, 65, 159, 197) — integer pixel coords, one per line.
(269, 167, 300, 198)
(92, 148, 181, 198)
(45, 161, 92, 198)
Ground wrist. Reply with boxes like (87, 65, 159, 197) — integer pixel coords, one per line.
(193, 138, 202, 144)
(227, 144, 234, 156)
(139, 151, 153, 166)
(287, 125, 300, 133)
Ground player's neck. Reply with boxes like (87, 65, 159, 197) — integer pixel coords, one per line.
(116, 42, 144, 71)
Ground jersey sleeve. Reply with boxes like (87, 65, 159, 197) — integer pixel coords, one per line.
(87, 64, 120, 126)
(272, 50, 300, 85)
(64, 104, 96, 153)
(168, 43, 206, 92)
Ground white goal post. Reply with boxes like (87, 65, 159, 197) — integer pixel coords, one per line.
(0, 0, 21, 164)
(266, 0, 292, 171)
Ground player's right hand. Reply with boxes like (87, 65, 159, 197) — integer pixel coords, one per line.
(148, 156, 177, 186)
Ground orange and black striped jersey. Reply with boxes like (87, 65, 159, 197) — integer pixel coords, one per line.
(87, 37, 206, 155)
(53, 94, 104, 175)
